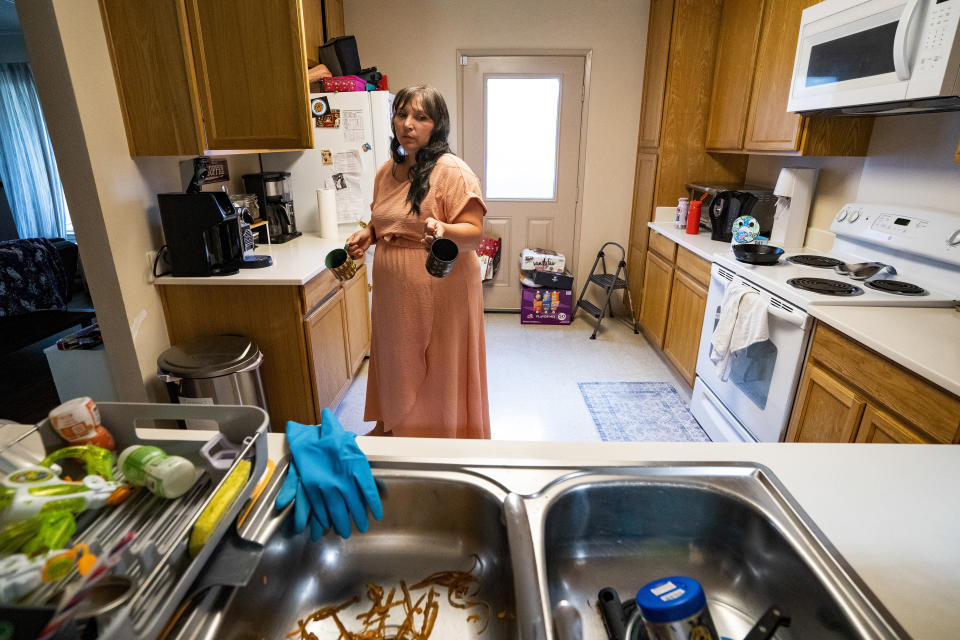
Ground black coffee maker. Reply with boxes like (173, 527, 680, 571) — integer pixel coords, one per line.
(243, 172, 301, 244)
(158, 192, 245, 276)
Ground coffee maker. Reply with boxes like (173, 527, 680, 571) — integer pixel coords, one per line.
(158, 192, 244, 276)
(242, 172, 301, 244)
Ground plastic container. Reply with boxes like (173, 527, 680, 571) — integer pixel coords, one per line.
(632, 576, 719, 640)
(676, 198, 689, 229)
(47, 397, 115, 450)
(117, 445, 197, 499)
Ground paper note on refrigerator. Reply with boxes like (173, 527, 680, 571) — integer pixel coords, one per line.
(343, 109, 366, 143)
(332, 150, 363, 222)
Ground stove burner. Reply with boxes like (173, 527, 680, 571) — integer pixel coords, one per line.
(787, 255, 845, 268)
(787, 277, 864, 296)
(864, 279, 927, 296)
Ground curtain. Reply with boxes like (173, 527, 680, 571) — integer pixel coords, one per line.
(0, 62, 70, 239)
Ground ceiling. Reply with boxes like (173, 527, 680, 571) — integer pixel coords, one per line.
(0, 0, 20, 35)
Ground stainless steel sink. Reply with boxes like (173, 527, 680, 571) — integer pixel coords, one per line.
(520, 465, 907, 639)
(166, 462, 906, 640)
(169, 466, 517, 639)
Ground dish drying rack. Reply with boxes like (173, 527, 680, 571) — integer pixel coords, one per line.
(0, 402, 269, 640)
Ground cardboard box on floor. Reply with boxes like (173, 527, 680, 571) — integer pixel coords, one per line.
(520, 283, 573, 325)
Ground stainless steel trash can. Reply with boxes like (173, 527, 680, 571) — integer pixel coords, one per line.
(157, 335, 268, 417)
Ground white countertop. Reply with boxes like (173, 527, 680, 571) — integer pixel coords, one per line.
(143, 430, 960, 639)
(647, 221, 732, 261)
(810, 305, 960, 397)
(154, 234, 348, 286)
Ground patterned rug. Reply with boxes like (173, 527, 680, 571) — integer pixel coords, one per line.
(578, 382, 711, 442)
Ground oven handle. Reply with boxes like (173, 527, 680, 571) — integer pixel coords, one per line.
(766, 302, 807, 329)
(894, 0, 922, 81)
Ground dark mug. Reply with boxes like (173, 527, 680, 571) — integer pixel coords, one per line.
(425, 234, 458, 278)
(325, 244, 358, 281)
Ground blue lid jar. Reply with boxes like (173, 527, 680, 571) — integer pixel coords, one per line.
(635, 576, 707, 624)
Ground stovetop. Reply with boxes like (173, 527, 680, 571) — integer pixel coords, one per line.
(712, 249, 956, 309)
(711, 202, 960, 309)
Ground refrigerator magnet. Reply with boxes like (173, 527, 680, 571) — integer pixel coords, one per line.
(311, 96, 330, 117)
(361, 142, 372, 152)
(321, 149, 333, 165)
(316, 110, 341, 128)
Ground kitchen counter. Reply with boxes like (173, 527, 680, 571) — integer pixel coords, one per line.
(154, 233, 348, 286)
(810, 305, 960, 397)
(144, 429, 960, 639)
(647, 221, 731, 261)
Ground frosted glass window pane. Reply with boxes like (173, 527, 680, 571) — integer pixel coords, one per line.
(485, 78, 560, 199)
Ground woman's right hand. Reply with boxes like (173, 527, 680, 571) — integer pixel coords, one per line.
(346, 226, 373, 260)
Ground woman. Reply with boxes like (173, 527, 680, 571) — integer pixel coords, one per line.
(346, 85, 489, 438)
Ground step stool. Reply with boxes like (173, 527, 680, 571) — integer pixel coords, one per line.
(574, 242, 640, 339)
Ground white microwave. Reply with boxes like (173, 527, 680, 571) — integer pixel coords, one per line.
(788, 0, 960, 114)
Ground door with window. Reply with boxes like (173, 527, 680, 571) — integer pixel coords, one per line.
(460, 54, 586, 310)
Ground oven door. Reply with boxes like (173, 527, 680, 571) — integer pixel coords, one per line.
(788, 0, 928, 112)
(694, 265, 812, 442)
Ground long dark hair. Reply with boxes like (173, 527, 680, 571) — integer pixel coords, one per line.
(390, 85, 451, 215)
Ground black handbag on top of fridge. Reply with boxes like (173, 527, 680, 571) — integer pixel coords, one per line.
(318, 35, 361, 77)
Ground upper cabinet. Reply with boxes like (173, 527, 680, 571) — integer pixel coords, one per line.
(706, 0, 874, 156)
(302, 0, 344, 67)
(100, 0, 313, 156)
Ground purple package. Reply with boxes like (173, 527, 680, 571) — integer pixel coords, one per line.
(521, 285, 573, 325)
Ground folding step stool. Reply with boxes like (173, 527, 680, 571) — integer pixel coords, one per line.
(574, 242, 641, 339)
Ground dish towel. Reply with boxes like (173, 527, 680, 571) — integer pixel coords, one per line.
(710, 282, 769, 380)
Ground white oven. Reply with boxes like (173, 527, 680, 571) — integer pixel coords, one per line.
(788, 0, 960, 114)
(690, 265, 812, 443)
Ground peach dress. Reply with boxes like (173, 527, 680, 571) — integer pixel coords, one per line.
(363, 154, 490, 438)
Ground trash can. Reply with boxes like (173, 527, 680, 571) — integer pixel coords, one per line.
(157, 335, 268, 423)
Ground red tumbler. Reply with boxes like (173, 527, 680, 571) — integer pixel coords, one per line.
(686, 200, 701, 234)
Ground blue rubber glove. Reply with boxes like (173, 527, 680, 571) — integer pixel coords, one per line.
(280, 409, 383, 538)
(274, 461, 330, 541)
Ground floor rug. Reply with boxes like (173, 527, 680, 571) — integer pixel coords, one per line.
(578, 382, 710, 442)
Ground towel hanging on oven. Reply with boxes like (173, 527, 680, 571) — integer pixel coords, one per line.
(710, 283, 769, 380)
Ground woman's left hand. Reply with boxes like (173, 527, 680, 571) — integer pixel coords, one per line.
(422, 217, 444, 251)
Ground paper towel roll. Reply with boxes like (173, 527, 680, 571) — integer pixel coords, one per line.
(317, 188, 338, 239)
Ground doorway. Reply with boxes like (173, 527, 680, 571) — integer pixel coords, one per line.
(459, 52, 588, 310)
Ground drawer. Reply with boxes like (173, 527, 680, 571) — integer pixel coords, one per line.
(809, 324, 960, 444)
(675, 246, 710, 287)
(648, 231, 676, 262)
(301, 268, 338, 314)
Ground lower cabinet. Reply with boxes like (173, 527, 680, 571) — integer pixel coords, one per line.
(786, 323, 960, 444)
(303, 288, 351, 415)
(158, 260, 371, 430)
(637, 231, 710, 389)
(638, 250, 673, 347)
(662, 268, 708, 388)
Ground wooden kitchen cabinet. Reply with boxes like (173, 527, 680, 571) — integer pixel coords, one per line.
(638, 234, 710, 389)
(787, 362, 866, 443)
(661, 268, 707, 388)
(302, 0, 344, 67)
(706, 0, 873, 155)
(100, 0, 312, 155)
(342, 263, 371, 375)
(662, 249, 709, 388)
(787, 324, 960, 444)
(158, 259, 370, 431)
(638, 250, 674, 348)
(304, 288, 351, 415)
(627, 0, 746, 294)
(955, 139, 960, 162)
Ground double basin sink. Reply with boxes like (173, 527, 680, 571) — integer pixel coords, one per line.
(167, 462, 906, 639)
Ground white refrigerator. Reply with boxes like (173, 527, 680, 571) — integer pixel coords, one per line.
(262, 90, 394, 239)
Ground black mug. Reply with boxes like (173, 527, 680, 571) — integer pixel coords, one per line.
(425, 234, 458, 278)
